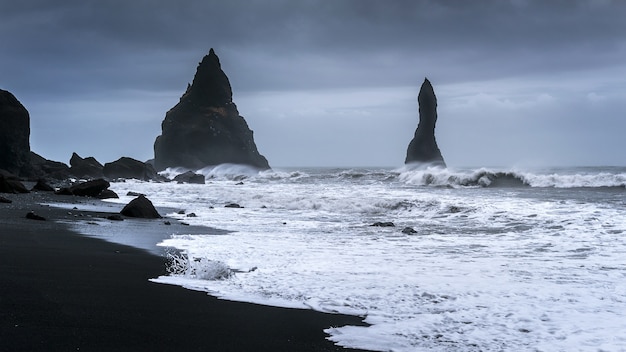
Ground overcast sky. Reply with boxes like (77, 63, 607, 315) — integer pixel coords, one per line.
(2, 0, 625, 168)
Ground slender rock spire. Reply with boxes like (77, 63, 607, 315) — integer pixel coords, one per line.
(405, 78, 446, 167)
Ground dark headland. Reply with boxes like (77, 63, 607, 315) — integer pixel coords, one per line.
(405, 78, 446, 167)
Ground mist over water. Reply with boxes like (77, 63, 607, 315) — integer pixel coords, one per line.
(104, 165, 626, 351)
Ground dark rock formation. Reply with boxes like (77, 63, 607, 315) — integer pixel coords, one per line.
(120, 195, 162, 219)
(0, 170, 29, 194)
(0, 90, 31, 176)
(224, 203, 243, 208)
(0, 196, 11, 203)
(107, 214, 124, 221)
(402, 227, 417, 234)
(32, 179, 55, 192)
(72, 179, 110, 197)
(70, 152, 104, 179)
(26, 211, 46, 221)
(103, 157, 159, 181)
(405, 78, 446, 167)
(127, 191, 145, 197)
(153, 49, 269, 171)
(97, 189, 119, 199)
(173, 171, 205, 184)
(30, 152, 71, 180)
(371, 221, 395, 227)
(59, 178, 110, 198)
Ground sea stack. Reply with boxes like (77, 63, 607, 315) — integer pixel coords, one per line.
(0, 89, 31, 176)
(153, 49, 270, 171)
(405, 78, 446, 167)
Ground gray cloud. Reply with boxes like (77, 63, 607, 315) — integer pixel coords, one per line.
(1, 0, 625, 167)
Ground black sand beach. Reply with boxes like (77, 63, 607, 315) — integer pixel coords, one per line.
(0, 191, 368, 351)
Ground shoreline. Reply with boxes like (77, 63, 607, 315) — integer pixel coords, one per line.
(0, 191, 369, 351)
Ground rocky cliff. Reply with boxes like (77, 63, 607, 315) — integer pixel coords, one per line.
(0, 90, 31, 175)
(405, 78, 446, 167)
(153, 49, 270, 171)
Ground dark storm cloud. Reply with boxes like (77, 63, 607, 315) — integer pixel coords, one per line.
(4, 0, 625, 93)
(1, 1, 625, 166)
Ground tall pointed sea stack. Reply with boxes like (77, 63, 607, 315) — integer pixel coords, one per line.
(0, 89, 31, 175)
(405, 78, 446, 167)
(153, 49, 270, 171)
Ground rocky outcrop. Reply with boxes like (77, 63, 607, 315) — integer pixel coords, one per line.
(30, 152, 71, 180)
(32, 179, 55, 192)
(70, 152, 103, 179)
(0, 170, 29, 194)
(103, 157, 159, 181)
(0, 90, 31, 176)
(97, 189, 119, 199)
(405, 78, 446, 167)
(120, 195, 162, 219)
(153, 49, 270, 171)
(173, 171, 205, 184)
(56, 178, 110, 197)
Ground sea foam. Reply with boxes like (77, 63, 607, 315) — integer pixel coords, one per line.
(104, 166, 626, 351)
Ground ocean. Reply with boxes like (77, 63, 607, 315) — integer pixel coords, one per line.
(103, 165, 625, 351)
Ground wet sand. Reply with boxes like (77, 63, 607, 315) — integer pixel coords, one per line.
(0, 191, 368, 351)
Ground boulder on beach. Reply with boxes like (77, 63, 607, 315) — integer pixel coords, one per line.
(0, 170, 29, 194)
(69, 152, 104, 179)
(120, 195, 162, 219)
(97, 189, 119, 199)
(25, 211, 46, 221)
(153, 48, 270, 171)
(32, 179, 55, 192)
(103, 157, 159, 181)
(405, 78, 446, 167)
(0, 90, 31, 176)
(61, 178, 111, 197)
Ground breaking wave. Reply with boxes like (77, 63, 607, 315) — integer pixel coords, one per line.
(159, 164, 625, 189)
(398, 166, 626, 189)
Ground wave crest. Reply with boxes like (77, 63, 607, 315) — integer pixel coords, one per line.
(398, 167, 626, 188)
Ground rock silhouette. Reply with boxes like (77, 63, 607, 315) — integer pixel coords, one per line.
(69, 152, 104, 179)
(0, 90, 31, 176)
(120, 195, 162, 219)
(405, 78, 446, 167)
(153, 49, 269, 171)
(103, 157, 159, 181)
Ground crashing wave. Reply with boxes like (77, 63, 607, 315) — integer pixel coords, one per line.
(166, 250, 233, 280)
(398, 166, 626, 189)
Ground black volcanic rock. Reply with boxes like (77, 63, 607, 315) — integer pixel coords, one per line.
(120, 195, 162, 219)
(67, 178, 110, 197)
(103, 157, 159, 181)
(97, 189, 119, 199)
(0, 90, 31, 176)
(405, 78, 446, 167)
(0, 170, 29, 194)
(70, 152, 104, 179)
(30, 152, 71, 180)
(173, 171, 205, 184)
(32, 179, 55, 192)
(153, 49, 270, 171)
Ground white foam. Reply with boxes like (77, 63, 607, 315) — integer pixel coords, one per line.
(107, 167, 626, 351)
